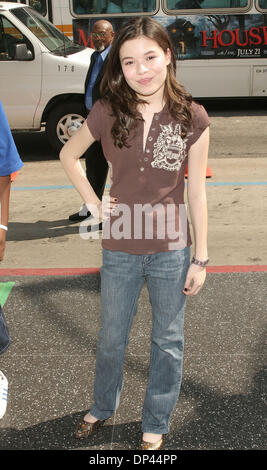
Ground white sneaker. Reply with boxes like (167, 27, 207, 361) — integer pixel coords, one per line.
(0, 370, 8, 419)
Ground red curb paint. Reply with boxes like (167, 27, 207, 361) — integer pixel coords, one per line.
(0, 268, 100, 276)
(207, 265, 267, 273)
(0, 266, 266, 276)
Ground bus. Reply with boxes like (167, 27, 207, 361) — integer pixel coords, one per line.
(6, 0, 267, 99)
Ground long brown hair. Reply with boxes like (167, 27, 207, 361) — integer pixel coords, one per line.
(100, 17, 193, 148)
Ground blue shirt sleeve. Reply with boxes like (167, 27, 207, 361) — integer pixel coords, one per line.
(0, 101, 24, 176)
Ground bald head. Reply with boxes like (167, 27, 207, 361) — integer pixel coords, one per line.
(92, 20, 114, 52)
(92, 20, 114, 33)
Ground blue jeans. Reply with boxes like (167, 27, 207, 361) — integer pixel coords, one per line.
(90, 246, 190, 434)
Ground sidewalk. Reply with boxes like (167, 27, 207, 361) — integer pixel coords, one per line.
(0, 156, 266, 269)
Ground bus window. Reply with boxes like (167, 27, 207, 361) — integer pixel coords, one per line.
(0, 1, 47, 14)
(29, 1, 47, 16)
(72, 0, 94, 14)
(258, 0, 267, 8)
(72, 0, 157, 14)
(166, 0, 249, 9)
(115, 1, 156, 12)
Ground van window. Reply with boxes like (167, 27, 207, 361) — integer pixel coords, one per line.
(12, 6, 84, 55)
(166, 0, 248, 9)
(0, 15, 33, 60)
(258, 0, 267, 8)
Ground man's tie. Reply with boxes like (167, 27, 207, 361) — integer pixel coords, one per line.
(85, 52, 103, 111)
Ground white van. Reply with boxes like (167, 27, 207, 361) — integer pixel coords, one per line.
(0, 2, 93, 151)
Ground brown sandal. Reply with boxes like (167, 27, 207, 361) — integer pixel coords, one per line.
(140, 437, 163, 450)
(75, 418, 106, 438)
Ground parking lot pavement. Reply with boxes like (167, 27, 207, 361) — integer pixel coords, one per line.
(0, 271, 265, 451)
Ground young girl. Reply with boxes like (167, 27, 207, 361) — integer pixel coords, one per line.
(60, 17, 210, 450)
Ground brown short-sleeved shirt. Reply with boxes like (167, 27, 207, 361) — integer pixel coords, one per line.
(87, 100, 210, 254)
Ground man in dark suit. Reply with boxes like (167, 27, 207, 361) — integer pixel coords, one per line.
(69, 20, 114, 222)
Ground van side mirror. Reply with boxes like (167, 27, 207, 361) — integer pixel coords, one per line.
(14, 43, 33, 61)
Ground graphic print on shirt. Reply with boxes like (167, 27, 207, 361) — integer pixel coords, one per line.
(151, 122, 191, 172)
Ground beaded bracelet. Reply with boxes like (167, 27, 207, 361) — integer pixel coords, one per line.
(191, 255, 209, 267)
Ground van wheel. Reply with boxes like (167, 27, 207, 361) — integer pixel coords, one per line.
(46, 101, 86, 152)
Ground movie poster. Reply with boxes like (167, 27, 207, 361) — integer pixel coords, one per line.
(73, 14, 267, 60)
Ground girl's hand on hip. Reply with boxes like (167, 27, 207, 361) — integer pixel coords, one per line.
(101, 196, 119, 221)
(86, 196, 119, 223)
(183, 263, 207, 296)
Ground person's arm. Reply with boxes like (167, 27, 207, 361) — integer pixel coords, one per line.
(60, 118, 117, 220)
(0, 175, 11, 261)
(183, 127, 209, 295)
(59, 121, 102, 214)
